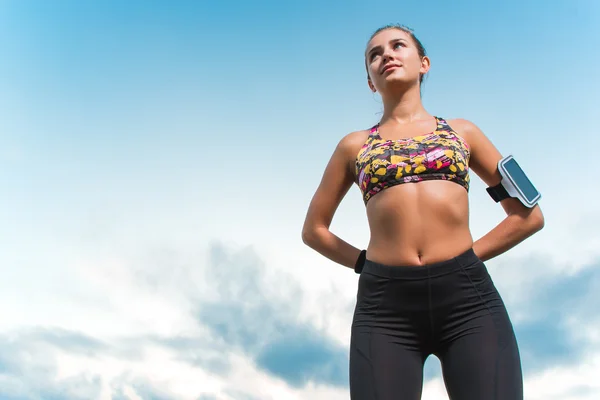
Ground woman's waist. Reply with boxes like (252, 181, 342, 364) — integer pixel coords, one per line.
(365, 227, 473, 266)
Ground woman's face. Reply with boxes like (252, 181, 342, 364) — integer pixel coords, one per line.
(365, 29, 430, 94)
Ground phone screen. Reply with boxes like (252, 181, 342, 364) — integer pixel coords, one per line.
(504, 158, 539, 202)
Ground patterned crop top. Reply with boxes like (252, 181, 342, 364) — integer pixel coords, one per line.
(355, 117, 470, 204)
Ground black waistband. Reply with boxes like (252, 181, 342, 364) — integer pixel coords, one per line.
(362, 248, 480, 279)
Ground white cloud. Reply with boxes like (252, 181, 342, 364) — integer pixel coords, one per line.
(524, 353, 600, 400)
(0, 229, 598, 399)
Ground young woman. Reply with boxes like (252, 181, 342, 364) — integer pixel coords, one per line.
(301, 24, 544, 400)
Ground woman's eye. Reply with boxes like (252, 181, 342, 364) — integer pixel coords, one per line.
(394, 42, 404, 49)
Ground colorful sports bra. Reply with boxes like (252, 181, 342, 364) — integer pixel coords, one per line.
(355, 117, 470, 204)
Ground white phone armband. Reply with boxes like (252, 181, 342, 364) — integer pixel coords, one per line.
(486, 155, 541, 208)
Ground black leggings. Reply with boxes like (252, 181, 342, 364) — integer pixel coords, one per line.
(349, 248, 523, 400)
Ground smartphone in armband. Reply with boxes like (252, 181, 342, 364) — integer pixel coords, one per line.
(486, 155, 541, 208)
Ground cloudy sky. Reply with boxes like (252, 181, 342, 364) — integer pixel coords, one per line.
(1, 0, 599, 399)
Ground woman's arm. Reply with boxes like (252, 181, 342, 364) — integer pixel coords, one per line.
(301, 131, 366, 269)
(452, 119, 545, 262)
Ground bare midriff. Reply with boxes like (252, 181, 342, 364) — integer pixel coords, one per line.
(364, 180, 473, 266)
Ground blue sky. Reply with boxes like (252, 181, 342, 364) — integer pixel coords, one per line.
(1, 1, 599, 399)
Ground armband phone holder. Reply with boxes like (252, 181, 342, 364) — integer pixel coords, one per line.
(486, 155, 541, 208)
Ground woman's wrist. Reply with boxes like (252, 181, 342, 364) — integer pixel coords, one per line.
(354, 250, 367, 274)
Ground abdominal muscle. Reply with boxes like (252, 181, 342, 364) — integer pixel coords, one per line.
(364, 180, 474, 266)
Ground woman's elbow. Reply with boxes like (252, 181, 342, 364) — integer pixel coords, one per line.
(301, 228, 314, 246)
(528, 205, 545, 233)
(301, 224, 326, 248)
(301, 224, 318, 247)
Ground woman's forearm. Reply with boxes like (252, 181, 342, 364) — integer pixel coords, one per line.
(473, 210, 544, 262)
(302, 226, 362, 269)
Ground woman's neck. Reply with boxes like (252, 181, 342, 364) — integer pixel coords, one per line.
(379, 84, 429, 125)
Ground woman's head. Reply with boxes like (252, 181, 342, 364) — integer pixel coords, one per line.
(364, 25, 430, 95)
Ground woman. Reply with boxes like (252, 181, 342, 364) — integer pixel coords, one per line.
(301, 24, 544, 400)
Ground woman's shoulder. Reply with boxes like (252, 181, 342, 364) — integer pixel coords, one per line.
(334, 128, 372, 156)
(444, 117, 486, 144)
(445, 117, 478, 132)
(341, 128, 372, 145)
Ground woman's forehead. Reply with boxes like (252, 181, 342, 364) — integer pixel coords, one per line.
(366, 29, 410, 51)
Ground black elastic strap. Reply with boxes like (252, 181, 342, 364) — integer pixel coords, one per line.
(486, 182, 510, 203)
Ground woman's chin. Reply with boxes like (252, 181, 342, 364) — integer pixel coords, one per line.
(380, 77, 413, 90)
